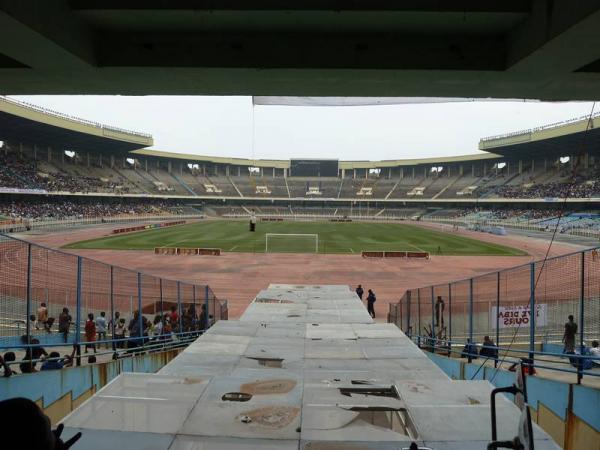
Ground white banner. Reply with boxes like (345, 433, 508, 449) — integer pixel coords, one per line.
(491, 304, 547, 329)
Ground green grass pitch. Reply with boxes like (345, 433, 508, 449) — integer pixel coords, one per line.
(65, 220, 526, 256)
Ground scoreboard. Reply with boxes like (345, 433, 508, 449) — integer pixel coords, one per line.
(290, 159, 339, 177)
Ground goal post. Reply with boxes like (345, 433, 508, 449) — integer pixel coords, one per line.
(265, 233, 319, 253)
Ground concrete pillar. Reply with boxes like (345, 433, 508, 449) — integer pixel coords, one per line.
(412, 167, 415, 179)
(99, 154, 102, 168)
(33, 145, 37, 160)
(424, 167, 427, 178)
(87, 152, 90, 167)
(353, 169, 356, 179)
(365, 169, 368, 179)
(388, 168, 391, 179)
(341, 168, 345, 178)
(531, 159, 535, 173)
(471, 164, 475, 177)
(459, 165, 463, 176)
(400, 167, 404, 179)
(238, 166, 241, 177)
(272, 167, 275, 177)
(145, 159, 148, 172)
(167, 161, 172, 174)
(47, 146, 51, 163)
(110, 155, 114, 168)
(518, 160, 523, 175)
(483, 163, 487, 176)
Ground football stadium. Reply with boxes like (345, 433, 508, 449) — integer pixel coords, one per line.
(1, 3, 600, 450)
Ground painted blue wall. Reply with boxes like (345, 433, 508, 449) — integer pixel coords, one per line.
(427, 352, 600, 432)
(0, 350, 179, 407)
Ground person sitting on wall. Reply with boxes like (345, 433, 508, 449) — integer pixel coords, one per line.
(590, 340, 600, 366)
(460, 339, 478, 360)
(0, 397, 82, 449)
(479, 336, 498, 360)
(0, 353, 13, 377)
(40, 352, 65, 371)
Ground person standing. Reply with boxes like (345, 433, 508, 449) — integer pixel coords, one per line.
(58, 307, 72, 343)
(435, 296, 445, 327)
(249, 211, 257, 232)
(36, 303, 48, 331)
(95, 311, 107, 348)
(366, 289, 376, 318)
(84, 313, 97, 354)
(563, 315, 578, 353)
(355, 284, 364, 300)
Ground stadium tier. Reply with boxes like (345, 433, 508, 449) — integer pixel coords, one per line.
(2, 97, 600, 205)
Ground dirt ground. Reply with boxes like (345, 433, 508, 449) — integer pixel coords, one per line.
(24, 221, 584, 319)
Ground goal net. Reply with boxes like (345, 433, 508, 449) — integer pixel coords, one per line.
(265, 233, 319, 253)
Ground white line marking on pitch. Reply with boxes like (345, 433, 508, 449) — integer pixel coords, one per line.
(349, 248, 355, 253)
(229, 245, 239, 251)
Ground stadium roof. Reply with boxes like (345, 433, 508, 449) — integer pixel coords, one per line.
(1, 2, 600, 100)
(480, 112, 600, 157)
(0, 96, 153, 154)
(132, 148, 501, 169)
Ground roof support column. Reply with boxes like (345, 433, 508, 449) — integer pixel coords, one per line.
(341, 168, 345, 178)
(424, 167, 427, 178)
(459, 165, 463, 176)
(353, 169, 356, 179)
(32, 144, 37, 160)
(272, 167, 275, 178)
(47, 146, 51, 163)
(99, 154, 102, 168)
(168, 160, 172, 174)
(412, 167, 415, 179)
(238, 166, 241, 177)
(388, 168, 391, 179)
(87, 152, 90, 168)
(519, 160, 522, 175)
(400, 167, 403, 179)
(471, 164, 475, 177)
(145, 159, 148, 172)
(531, 159, 535, 173)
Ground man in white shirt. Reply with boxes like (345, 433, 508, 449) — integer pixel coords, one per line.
(591, 340, 600, 366)
(95, 311, 107, 348)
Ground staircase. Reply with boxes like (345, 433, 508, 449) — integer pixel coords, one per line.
(171, 172, 197, 196)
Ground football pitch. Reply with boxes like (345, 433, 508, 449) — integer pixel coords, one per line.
(64, 220, 526, 256)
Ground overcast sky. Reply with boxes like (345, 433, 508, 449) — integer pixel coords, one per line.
(12, 96, 596, 161)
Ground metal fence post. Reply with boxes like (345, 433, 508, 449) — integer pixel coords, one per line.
(110, 266, 115, 351)
(468, 278, 473, 363)
(406, 291, 411, 336)
(25, 243, 32, 343)
(159, 278, 164, 330)
(137, 272, 143, 348)
(578, 251, 585, 384)
(177, 281, 182, 335)
(431, 286, 435, 352)
(529, 262, 535, 363)
(192, 285, 197, 332)
(495, 271, 500, 368)
(75, 256, 82, 365)
(205, 285, 210, 330)
(417, 289, 421, 347)
(448, 283, 452, 344)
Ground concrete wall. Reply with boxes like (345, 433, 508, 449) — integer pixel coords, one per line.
(427, 352, 600, 450)
(0, 348, 181, 425)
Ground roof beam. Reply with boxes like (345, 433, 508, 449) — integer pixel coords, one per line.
(69, 0, 531, 13)
(506, 0, 600, 74)
(98, 32, 505, 71)
(0, 0, 96, 70)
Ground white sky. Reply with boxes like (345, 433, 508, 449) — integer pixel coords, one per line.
(12, 96, 597, 161)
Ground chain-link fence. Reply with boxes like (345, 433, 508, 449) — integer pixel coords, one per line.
(0, 233, 226, 349)
(389, 247, 600, 378)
